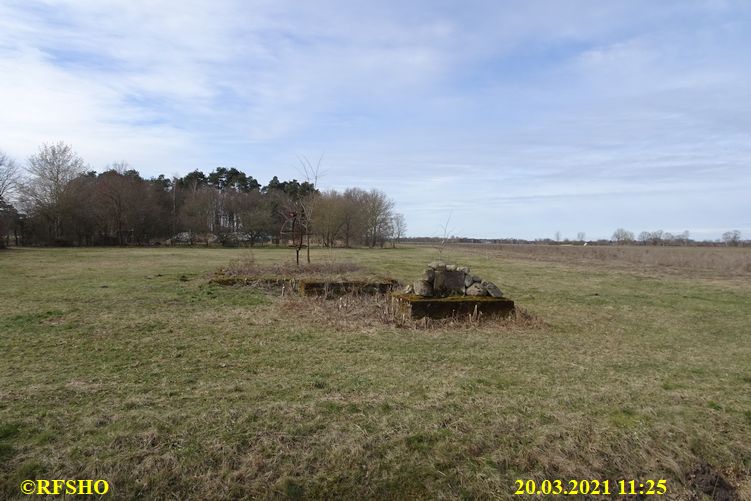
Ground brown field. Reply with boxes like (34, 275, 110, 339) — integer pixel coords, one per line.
(433, 243, 751, 278)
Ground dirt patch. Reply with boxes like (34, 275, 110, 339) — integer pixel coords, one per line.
(688, 462, 738, 501)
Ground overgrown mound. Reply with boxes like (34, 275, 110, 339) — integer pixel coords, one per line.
(210, 257, 398, 297)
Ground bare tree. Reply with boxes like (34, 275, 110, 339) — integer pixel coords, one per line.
(678, 230, 690, 246)
(341, 187, 366, 248)
(0, 151, 20, 247)
(437, 212, 454, 259)
(611, 228, 635, 244)
(22, 142, 85, 208)
(20, 142, 86, 242)
(278, 156, 322, 265)
(233, 190, 275, 246)
(391, 212, 407, 247)
(313, 190, 347, 247)
(0, 150, 20, 201)
(297, 155, 322, 263)
(181, 187, 219, 245)
(362, 189, 394, 248)
(722, 230, 741, 246)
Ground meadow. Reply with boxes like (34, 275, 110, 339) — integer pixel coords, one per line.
(1, 245, 749, 499)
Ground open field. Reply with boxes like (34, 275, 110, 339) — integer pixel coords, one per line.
(1, 246, 750, 499)
(428, 243, 751, 279)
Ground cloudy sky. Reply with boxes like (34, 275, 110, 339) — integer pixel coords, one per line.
(1, 0, 749, 240)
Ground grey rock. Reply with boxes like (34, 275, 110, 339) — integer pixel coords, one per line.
(457, 266, 470, 273)
(446, 264, 457, 271)
(403, 284, 414, 294)
(433, 270, 465, 296)
(422, 269, 435, 282)
(472, 275, 482, 284)
(466, 283, 488, 296)
(464, 274, 475, 287)
(413, 280, 433, 296)
(427, 261, 445, 270)
(485, 281, 503, 298)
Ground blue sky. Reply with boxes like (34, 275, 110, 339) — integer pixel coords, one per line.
(1, 0, 749, 240)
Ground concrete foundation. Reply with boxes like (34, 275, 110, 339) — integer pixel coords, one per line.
(392, 293, 515, 320)
(299, 279, 398, 298)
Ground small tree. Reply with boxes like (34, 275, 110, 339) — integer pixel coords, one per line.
(392, 213, 407, 247)
(722, 230, 741, 246)
(0, 151, 20, 247)
(279, 155, 321, 265)
(0, 150, 20, 202)
(612, 228, 635, 244)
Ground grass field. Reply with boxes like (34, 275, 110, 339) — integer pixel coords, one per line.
(1, 245, 750, 499)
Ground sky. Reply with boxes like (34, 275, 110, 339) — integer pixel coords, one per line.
(0, 0, 749, 240)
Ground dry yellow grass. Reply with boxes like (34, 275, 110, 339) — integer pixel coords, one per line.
(437, 242, 751, 278)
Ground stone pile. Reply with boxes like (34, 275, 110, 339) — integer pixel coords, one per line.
(404, 262, 504, 298)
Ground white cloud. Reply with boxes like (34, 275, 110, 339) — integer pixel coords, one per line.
(0, 0, 749, 238)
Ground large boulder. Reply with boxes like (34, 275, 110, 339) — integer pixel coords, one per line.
(433, 270, 465, 296)
(466, 283, 488, 296)
(483, 281, 504, 298)
(413, 280, 433, 297)
(427, 261, 446, 271)
(422, 269, 435, 282)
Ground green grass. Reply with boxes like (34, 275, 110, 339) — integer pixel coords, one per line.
(1, 246, 750, 499)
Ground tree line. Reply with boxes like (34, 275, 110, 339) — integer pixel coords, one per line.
(0, 143, 406, 251)
(611, 228, 743, 246)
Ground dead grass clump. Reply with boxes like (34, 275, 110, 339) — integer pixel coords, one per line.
(688, 462, 739, 501)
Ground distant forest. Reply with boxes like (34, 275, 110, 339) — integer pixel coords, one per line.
(0, 142, 406, 249)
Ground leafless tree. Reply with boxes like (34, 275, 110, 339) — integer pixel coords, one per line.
(20, 142, 86, 241)
(233, 190, 275, 246)
(722, 230, 741, 246)
(313, 190, 347, 247)
(362, 189, 394, 248)
(611, 228, 635, 244)
(391, 212, 407, 247)
(437, 212, 454, 259)
(0, 150, 20, 201)
(297, 154, 322, 263)
(678, 230, 690, 246)
(341, 187, 366, 248)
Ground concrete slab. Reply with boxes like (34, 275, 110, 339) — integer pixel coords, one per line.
(392, 293, 515, 320)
